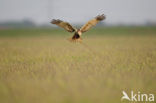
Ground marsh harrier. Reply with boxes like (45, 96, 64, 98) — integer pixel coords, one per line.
(51, 14, 106, 42)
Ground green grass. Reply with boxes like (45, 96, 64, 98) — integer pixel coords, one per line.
(0, 26, 156, 37)
(0, 27, 156, 103)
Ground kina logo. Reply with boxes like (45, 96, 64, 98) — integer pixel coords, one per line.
(121, 91, 154, 102)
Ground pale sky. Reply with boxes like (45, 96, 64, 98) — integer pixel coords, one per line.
(0, 0, 156, 25)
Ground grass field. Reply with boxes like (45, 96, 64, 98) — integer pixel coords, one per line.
(0, 27, 156, 103)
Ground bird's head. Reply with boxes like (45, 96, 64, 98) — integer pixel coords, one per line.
(77, 29, 82, 35)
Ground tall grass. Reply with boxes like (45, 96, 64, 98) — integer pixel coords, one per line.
(0, 27, 156, 103)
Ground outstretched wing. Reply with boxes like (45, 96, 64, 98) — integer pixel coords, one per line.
(80, 14, 106, 33)
(51, 19, 76, 32)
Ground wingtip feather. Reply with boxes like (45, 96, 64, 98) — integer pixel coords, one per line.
(51, 19, 62, 24)
(96, 14, 106, 21)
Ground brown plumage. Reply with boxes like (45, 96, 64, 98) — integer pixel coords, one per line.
(51, 19, 75, 32)
(51, 14, 106, 42)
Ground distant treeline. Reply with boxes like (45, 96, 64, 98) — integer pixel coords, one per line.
(0, 19, 156, 29)
(0, 19, 39, 29)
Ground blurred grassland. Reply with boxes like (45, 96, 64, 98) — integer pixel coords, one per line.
(0, 26, 156, 37)
(0, 26, 156, 103)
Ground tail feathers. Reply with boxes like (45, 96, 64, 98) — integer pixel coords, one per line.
(67, 37, 82, 42)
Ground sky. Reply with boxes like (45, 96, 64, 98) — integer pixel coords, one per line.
(0, 0, 156, 25)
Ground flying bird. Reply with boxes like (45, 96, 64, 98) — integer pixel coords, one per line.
(51, 14, 106, 42)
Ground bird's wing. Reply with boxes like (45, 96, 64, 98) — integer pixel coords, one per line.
(51, 19, 76, 32)
(80, 14, 106, 33)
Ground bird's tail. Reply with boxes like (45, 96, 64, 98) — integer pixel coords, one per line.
(67, 37, 82, 42)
